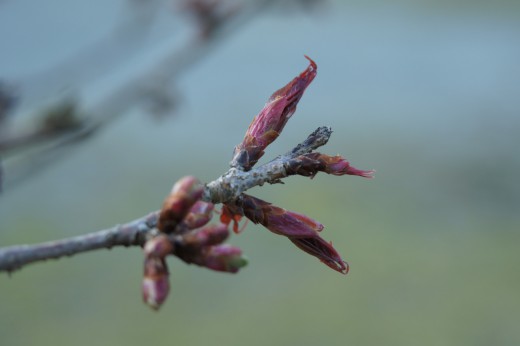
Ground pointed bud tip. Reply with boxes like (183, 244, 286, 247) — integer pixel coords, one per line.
(355, 169, 375, 179)
(339, 261, 350, 275)
(303, 55, 317, 71)
(229, 254, 249, 270)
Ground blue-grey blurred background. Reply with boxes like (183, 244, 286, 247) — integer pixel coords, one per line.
(1, 0, 519, 345)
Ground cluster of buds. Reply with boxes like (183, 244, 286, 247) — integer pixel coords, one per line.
(142, 56, 373, 309)
(142, 176, 247, 310)
(223, 56, 374, 274)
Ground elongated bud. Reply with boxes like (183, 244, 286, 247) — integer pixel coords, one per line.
(290, 237, 349, 275)
(238, 194, 323, 238)
(182, 223, 230, 247)
(236, 194, 348, 274)
(158, 176, 204, 233)
(182, 201, 215, 230)
(285, 153, 375, 179)
(144, 234, 174, 258)
(231, 56, 317, 170)
(201, 244, 248, 273)
(142, 257, 170, 310)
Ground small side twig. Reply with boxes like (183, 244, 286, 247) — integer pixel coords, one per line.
(204, 126, 332, 202)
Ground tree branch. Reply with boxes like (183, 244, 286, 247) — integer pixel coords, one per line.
(0, 127, 333, 273)
(0, 212, 158, 273)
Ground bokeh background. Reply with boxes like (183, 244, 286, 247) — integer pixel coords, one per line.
(1, 1, 519, 345)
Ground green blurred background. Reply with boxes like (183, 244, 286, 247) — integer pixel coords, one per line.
(1, 1, 519, 345)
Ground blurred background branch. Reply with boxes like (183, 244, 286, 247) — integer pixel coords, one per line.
(1, 0, 321, 191)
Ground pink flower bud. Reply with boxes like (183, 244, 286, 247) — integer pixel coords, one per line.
(200, 244, 248, 273)
(235, 194, 348, 274)
(170, 175, 202, 196)
(144, 234, 174, 258)
(182, 223, 230, 247)
(231, 56, 317, 170)
(158, 176, 204, 233)
(182, 201, 215, 229)
(238, 194, 322, 238)
(142, 257, 170, 310)
(286, 153, 375, 179)
(315, 154, 375, 178)
(290, 237, 349, 275)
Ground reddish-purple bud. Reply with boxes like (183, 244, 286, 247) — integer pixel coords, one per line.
(170, 175, 202, 196)
(290, 237, 349, 275)
(182, 201, 215, 230)
(142, 257, 170, 310)
(316, 154, 375, 178)
(201, 244, 248, 273)
(182, 223, 230, 247)
(144, 234, 174, 258)
(158, 176, 204, 233)
(286, 153, 375, 179)
(238, 194, 322, 238)
(234, 194, 348, 274)
(231, 56, 317, 170)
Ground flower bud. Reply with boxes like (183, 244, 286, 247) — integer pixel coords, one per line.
(144, 234, 174, 258)
(238, 194, 322, 238)
(201, 244, 248, 273)
(142, 257, 170, 310)
(236, 194, 348, 274)
(290, 237, 349, 275)
(286, 153, 375, 179)
(231, 56, 317, 170)
(315, 154, 375, 178)
(182, 223, 230, 247)
(158, 176, 204, 233)
(182, 201, 214, 229)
